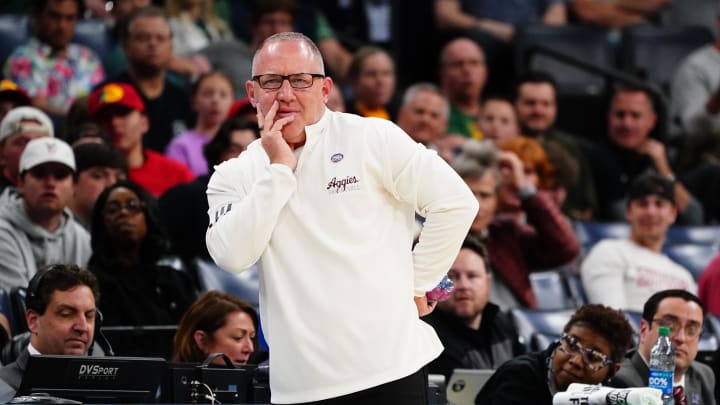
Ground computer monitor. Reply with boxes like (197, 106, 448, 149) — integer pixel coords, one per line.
(17, 355, 167, 404)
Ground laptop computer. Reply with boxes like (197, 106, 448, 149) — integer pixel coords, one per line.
(446, 369, 495, 405)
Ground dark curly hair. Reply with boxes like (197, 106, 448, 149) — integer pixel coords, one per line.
(88, 180, 170, 271)
(563, 304, 634, 364)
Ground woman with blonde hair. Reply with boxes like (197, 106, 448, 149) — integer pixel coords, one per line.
(173, 291, 259, 365)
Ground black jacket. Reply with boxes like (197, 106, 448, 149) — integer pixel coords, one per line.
(423, 303, 522, 379)
(474, 344, 557, 405)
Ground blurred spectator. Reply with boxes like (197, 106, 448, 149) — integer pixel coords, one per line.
(581, 173, 696, 312)
(396, 83, 448, 146)
(247, 0, 352, 82)
(3, 0, 105, 117)
(513, 71, 596, 220)
(88, 82, 194, 197)
(227, 97, 257, 122)
(114, 6, 194, 152)
(497, 137, 556, 217)
(173, 291, 258, 365)
(581, 85, 703, 224)
(435, 0, 566, 93)
(166, 0, 234, 57)
(159, 117, 259, 263)
(326, 85, 346, 112)
(103, 0, 152, 78)
(0, 80, 32, 124)
(698, 254, 720, 316)
(88, 180, 196, 353)
(68, 142, 128, 229)
(422, 236, 522, 379)
(452, 140, 579, 309)
(569, 0, 669, 28)
(165, 72, 234, 176)
(435, 134, 467, 163)
(608, 290, 714, 404)
(0, 138, 91, 291)
(476, 304, 634, 405)
(318, 0, 393, 49)
(0, 106, 54, 204)
(165, 0, 260, 99)
(438, 38, 487, 139)
(346, 46, 397, 120)
(434, 0, 566, 43)
(544, 141, 581, 211)
(669, 12, 720, 138)
(477, 96, 519, 147)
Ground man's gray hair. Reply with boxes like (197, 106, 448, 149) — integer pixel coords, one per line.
(251, 32, 325, 77)
(451, 139, 500, 184)
(401, 83, 450, 119)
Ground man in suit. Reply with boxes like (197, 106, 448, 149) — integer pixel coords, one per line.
(0, 264, 100, 395)
(610, 289, 715, 405)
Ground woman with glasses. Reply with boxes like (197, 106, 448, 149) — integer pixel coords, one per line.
(88, 180, 197, 356)
(475, 304, 634, 405)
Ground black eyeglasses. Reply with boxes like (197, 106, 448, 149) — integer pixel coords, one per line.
(652, 316, 703, 339)
(557, 334, 613, 371)
(103, 199, 145, 218)
(252, 73, 325, 90)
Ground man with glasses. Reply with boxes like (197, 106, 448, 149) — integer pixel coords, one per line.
(206, 32, 477, 404)
(610, 289, 715, 405)
(0, 138, 91, 291)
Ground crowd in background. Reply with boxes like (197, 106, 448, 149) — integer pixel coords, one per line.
(0, 0, 719, 402)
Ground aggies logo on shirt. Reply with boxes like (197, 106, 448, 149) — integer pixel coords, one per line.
(326, 175, 360, 194)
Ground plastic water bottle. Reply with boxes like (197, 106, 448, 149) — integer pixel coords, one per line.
(648, 326, 675, 405)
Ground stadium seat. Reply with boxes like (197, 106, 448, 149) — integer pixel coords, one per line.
(665, 225, 720, 246)
(195, 258, 259, 310)
(511, 308, 574, 351)
(622, 310, 643, 344)
(515, 25, 613, 96)
(0, 14, 29, 70)
(529, 271, 573, 310)
(663, 244, 718, 280)
(563, 271, 588, 307)
(619, 25, 714, 94)
(73, 18, 113, 64)
(574, 222, 630, 252)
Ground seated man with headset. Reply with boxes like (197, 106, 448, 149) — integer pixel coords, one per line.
(0, 264, 103, 396)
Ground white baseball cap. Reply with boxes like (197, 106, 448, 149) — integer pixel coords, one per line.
(0, 106, 54, 143)
(19, 138, 75, 174)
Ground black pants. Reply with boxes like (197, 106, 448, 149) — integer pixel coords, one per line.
(282, 367, 429, 405)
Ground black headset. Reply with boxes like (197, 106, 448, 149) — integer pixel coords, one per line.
(26, 265, 114, 356)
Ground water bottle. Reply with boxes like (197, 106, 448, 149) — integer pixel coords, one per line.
(648, 326, 675, 405)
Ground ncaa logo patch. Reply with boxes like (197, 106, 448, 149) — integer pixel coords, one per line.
(330, 153, 344, 163)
